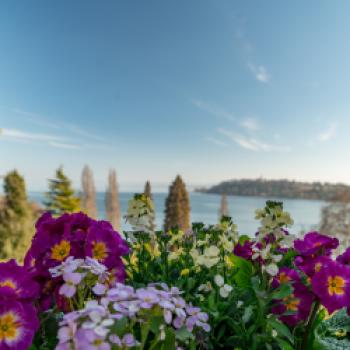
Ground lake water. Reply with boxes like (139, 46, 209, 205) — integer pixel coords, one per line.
(28, 192, 325, 236)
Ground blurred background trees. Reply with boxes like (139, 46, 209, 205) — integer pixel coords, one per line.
(45, 166, 80, 215)
(81, 165, 97, 218)
(105, 169, 121, 232)
(164, 175, 190, 232)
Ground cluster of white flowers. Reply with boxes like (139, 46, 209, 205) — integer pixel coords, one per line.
(190, 245, 220, 269)
(213, 275, 233, 298)
(255, 202, 294, 247)
(125, 194, 155, 234)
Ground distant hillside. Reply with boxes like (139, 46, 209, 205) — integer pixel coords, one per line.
(196, 179, 350, 201)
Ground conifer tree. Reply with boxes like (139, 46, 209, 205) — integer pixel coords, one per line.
(164, 175, 190, 232)
(144, 180, 156, 231)
(45, 167, 80, 215)
(219, 193, 230, 219)
(105, 169, 121, 231)
(81, 165, 97, 218)
(0, 170, 35, 260)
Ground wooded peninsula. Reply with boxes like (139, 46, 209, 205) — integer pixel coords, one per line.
(196, 178, 350, 201)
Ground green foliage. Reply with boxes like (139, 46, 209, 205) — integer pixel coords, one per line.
(0, 170, 35, 261)
(45, 166, 80, 215)
(313, 308, 350, 349)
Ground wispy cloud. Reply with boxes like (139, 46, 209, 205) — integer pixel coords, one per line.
(318, 122, 338, 142)
(247, 63, 270, 83)
(0, 128, 64, 142)
(240, 117, 259, 131)
(205, 137, 227, 147)
(217, 128, 290, 152)
(49, 141, 82, 150)
(191, 99, 235, 121)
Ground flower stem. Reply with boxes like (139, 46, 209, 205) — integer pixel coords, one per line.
(301, 300, 320, 350)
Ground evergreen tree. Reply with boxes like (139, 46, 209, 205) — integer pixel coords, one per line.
(144, 180, 156, 231)
(81, 165, 97, 218)
(164, 175, 190, 232)
(0, 170, 35, 260)
(105, 169, 121, 231)
(219, 193, 230, 219)
(45, 167, 80, 215)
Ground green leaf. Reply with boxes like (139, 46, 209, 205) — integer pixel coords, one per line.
(275, 337, 294, 350)
(270, 284, 293, 301)
(230, 254, 253, 289)
(161, 328, 176, 350)
(314, 308, 350, 350)
(268, 318, 294, 344)
(175, 327, 194, 342)
(242, 305, 254, 324)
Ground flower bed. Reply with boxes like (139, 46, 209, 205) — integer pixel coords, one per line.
(1, 198, 350, 349)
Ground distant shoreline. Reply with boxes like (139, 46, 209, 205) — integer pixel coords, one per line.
(196, 178, 350, 202)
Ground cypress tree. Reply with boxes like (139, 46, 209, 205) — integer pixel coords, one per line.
(45, 167, 80, 215)
(144, 180, 156, 231)
(105, 169, 121, 231)
(81, 165, 97, 218)
(219, 193, 229, 219)
(164, 175, 190, 232)
(0, 170, 35, 260)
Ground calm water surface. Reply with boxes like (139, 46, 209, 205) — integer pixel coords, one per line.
(29, 192, 325, 235)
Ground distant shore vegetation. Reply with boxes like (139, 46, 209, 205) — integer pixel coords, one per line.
(197, 178, 350, 202)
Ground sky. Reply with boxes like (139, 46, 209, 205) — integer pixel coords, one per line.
(1, 0, 350, 192)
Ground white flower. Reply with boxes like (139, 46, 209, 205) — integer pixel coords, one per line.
(264, 263, 279, 276)
(214, 275, 224, 287)
(272, 329, 278, 338)
(219, 284, 233, 298)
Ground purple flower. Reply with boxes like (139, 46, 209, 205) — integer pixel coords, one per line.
(110, 333, 139, 347)
(59, 272, 84, 298)
(93, 283, 107, 296)
(294, 255, 332, 278)
(337, 247, 350, 265)
(75, 328, 111, 350)
(0, 300, 39, 350)
(271, 267, 300, 289)
(272, 282, 314, 327)
(312, 260, 350, 314)
(294, 231, 339, 257)
(185, 306, 210, 332)
(233, 240, 253, 260)
(0, 260, 39, 302)
(136, 288, 160, 309)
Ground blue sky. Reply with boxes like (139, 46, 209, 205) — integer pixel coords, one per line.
(1, 0, 350, 191)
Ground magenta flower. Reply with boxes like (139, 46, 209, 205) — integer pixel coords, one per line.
(337, 247, 350, 265)
(294, 255, 333, 278)
(294, 231, 339, 257)
(0, 260, 39, 302)
(271, 267, 300, 289)
(0, 300, 39, 350)
(233, 240, 253, 260)
(272, 282, 314, 326)
(312, 260, 350, 314)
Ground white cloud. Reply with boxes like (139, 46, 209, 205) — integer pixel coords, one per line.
(49, 141, 82, 150)
(241, 118, 259, 131)
(192, 99, 235, 121)
(205, 137, 227, 147)
(318, 123, 338, 142)
(0, 128, 64, 142)
(247, 63, 270, 83)
(217, 128, 290, 152)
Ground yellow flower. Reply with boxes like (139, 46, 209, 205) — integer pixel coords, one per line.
(224, 255, 233, 268)
(180, 268, 190, 276)
(0, 312, 20, 342)
(51, 240, 71, 261)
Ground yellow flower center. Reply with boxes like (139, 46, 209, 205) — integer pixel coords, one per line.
(0, 279, 16, 290)
(283, 294, 300, 311)
(92, 241, 107, 260)
(0, 312, 21, 341)
(327, 276, 345, 296)
(278, 272, 290, 284)
(51, 240, 71, 261)
(315, 262, 322, 273)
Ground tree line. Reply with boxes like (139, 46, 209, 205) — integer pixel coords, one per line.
(1, 167, 230, 261)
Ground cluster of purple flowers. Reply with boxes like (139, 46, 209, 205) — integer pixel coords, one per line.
(0, 260, 40, 349)
(272, 231, 350, 325)
(24, 212, 129, 310)
(56, 282, 210, 350)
